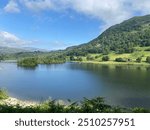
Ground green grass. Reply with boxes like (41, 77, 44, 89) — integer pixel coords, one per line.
(76, 46, 150, 65)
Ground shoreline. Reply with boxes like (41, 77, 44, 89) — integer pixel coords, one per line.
(0, 96, 150, 113)
(77, 61, 150, 66)
(0, 97, 37, 107)
(1, 60, 150, 67)
(0, 97, 67, 107)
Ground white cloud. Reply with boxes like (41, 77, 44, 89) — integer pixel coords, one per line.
(129, 0, 150, 14)
(3, 0, 150, 31)
(0, 31, 32, 47)
(4, 0, 20, 13)
(20, 0, 55, 12)
(61, 0, 132, 29)
(0, 30, 69, 50)
(17, 0, 133, 29)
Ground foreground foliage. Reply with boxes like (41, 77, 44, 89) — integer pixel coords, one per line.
(0, 97, 149, 113)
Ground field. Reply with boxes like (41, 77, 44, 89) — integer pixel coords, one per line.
(73, 47, 150, 65)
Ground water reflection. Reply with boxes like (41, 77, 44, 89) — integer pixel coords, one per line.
(0, 62, 150, 108)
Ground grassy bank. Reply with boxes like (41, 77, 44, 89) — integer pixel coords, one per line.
(1, 46, 150, 67)
(0, 89, 149, 113)
(70, 46, 150, 66)
(79, 60, 150, 66)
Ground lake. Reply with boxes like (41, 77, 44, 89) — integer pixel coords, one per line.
(0, 62, 150, 108)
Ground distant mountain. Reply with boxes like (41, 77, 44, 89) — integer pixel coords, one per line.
(0, 46, 47, 54)
(0, 46, 29, 54)
(65, 14, 150, 55)
(22, 47, 48, 52)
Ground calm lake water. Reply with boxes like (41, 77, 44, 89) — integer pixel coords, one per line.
(0, 62, 150, 108)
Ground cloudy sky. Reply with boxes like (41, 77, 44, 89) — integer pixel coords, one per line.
(0, 0, 150, 50)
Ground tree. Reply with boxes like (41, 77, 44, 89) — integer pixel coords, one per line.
(70, 56, 75, 61)
(115, 58, 127, 62)
(146, 56, 150, 63)
(77, 57, 83, 62)
(102, 56, 109, 61)
(17, 57, 38, 68)
(0, 55, 4, 61)
(136, 57, 142, 63)
(86, 55, 94, 61)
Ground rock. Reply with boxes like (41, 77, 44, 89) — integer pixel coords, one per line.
(0, 97, 37, 108)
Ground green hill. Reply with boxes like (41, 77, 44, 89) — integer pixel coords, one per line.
(65, 14, 150, 56)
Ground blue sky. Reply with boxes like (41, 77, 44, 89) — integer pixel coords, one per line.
(0, 0, 150, 50)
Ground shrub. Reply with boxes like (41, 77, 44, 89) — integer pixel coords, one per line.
(146, 56, 150, 63)
(145, 48, 150, 51)
(132, 107, 150, 113)
(95, 55, 100, 59)
(127, 58, 132, 62)
(0, 96, 149, 113)
(77, 57, 83, 62)
(102, 56, 109, 61)
(86, 55, 94, 61)
(70, 56, 83, 61)
(115, 58, 127, 62)
(136, 57, 142, 63)
(70, 56, 78, 61)
(0, 55, 4, 61)
(70, 56, 75, 61)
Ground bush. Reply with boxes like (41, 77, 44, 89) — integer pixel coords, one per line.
(127, 58, 132, 62)
(132, 107, 150, 113)
(0, 89, 8, 100)
(102, 56, 109, 61)
(145, 48, 150, 51)
(70, 56, 83, 61)
(115, 58, 127, 62)
(86, 55, 94, 61)
(0, 55, 4, 61)
(95, 55, 100, 59)
(0, 97, 117, 113)
(70, 56, 75, 61)
(146, 56, 150, 63)
(77, 57, 83, 62)
(0, 96, 149, 113)
(136, 57, 142, 63)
